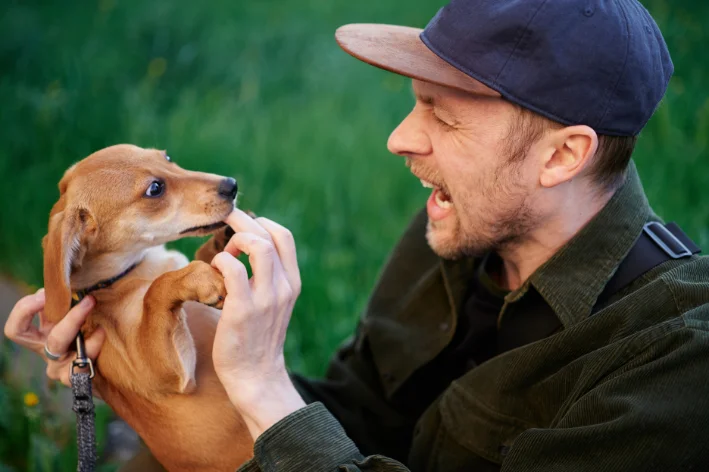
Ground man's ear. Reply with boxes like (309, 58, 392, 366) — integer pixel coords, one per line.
(42, 206, 98, 323)
(539, 125, 598, 188)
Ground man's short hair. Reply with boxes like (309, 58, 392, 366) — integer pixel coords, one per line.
(506, 105, 638, 192)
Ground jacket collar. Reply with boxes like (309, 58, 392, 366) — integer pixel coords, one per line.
(519, 161, 652, 328)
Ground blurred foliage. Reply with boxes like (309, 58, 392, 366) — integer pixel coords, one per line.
(0, 339, 118, 471)
(0, 0, 707, 469)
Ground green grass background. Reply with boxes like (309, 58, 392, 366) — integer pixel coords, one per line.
(0, 0, 707, 469)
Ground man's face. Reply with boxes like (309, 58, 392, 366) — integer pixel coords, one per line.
(388, 80, 543, 259)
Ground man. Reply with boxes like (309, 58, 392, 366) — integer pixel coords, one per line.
(6, 0, 709, 470)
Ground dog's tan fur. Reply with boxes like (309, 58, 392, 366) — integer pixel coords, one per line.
(42, 144, 252, 471)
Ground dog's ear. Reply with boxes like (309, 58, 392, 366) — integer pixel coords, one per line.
(58, 163, 78, 196)
(171, 321, 197, 394)
(42, 206, 98, 323)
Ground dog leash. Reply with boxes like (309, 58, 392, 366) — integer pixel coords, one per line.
(68, 261, 139, 472)
(71, 331, 97, 472)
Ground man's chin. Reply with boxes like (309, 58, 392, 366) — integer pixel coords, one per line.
(425, 219, 491, 260)
(426, 220, 464, 260)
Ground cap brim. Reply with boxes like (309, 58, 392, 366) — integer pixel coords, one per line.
(335, 23, 500, 97)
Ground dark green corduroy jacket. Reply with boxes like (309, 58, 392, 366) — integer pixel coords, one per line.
(121, 164, 709, 471)
(240, 164, 709, 472)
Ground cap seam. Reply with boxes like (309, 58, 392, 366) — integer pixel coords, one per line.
(596, 0, 632, 131)
(493, 0, 550, 87)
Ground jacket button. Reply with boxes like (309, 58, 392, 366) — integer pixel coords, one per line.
(439, 322, 449, 332)
(382, 372, 395, 383)
(498, 445, 510, 456)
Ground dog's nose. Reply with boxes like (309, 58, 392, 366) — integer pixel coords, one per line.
(218, 178, 238, 200)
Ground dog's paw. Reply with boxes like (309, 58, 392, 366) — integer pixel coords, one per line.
(211, 225, 236, 253)
(185, 261, 227, 309)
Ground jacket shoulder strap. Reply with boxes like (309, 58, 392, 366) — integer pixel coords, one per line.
(592, 222, 701, 314)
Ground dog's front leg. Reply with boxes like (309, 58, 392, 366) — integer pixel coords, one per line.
(139, 261, 226, 394)
(195, 225, 235, 263)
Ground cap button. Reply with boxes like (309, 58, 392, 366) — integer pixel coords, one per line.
(584, 5, 595, 17)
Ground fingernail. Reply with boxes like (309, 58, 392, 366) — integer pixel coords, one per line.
(81, 296, 95, 308)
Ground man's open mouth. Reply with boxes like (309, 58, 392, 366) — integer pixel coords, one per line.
(420, 178, 453, 208)
(179, 221, 227, 235)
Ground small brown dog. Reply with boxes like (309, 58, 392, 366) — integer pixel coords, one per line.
(42, 144, 252, 470)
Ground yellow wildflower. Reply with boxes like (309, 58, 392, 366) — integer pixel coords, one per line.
(24, 392, 40, 407)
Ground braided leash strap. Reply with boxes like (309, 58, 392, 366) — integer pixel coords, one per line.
(70, 329, 97, 472)
(71, 371, 97, 471)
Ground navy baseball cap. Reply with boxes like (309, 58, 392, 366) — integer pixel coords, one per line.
(336, 0, 673, 136)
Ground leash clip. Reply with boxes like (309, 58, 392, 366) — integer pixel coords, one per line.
(70, 331, 95, 380)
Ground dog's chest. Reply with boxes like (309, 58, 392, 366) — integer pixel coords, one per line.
(142, 246, 190, 276)
(95, 247, 190, 326)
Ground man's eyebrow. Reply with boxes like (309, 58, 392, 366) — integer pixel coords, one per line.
(414, 91, 457, 117)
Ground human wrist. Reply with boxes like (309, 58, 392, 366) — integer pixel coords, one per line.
(224, 372, 306, 440)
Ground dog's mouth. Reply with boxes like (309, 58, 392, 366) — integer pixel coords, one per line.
(179, 221, 227, 235)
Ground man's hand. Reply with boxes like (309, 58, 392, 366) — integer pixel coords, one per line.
(4, 290, 104, 388)
(211, 209, 306, 440)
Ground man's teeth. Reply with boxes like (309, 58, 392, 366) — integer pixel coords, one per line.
(435, 190, 452, 209)
(419, 177, 453, 208)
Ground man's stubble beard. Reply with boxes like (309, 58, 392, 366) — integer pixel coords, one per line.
(426, 159, 538, 260)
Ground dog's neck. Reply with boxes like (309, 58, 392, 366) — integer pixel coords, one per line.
(71, 261, 140, 304)
(70, 249, 148, 290)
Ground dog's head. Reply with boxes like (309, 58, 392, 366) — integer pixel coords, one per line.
(42, 144, 236, 323)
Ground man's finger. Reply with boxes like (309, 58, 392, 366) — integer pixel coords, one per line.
(255, 217, 302, 296)
(224, 209, 273, 243)
(37, 310, 56, 334)
(45, 296, 95, 358)
(212, 252, 253, 302)
(4, 289, 46, 340)
(84, 327, 106, 362)
(45, 328, 104, 389)
(46, 359, 73, 387)
(222, 232, 277, 291)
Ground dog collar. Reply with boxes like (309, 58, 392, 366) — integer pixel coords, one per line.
(71, 262, 140, 307)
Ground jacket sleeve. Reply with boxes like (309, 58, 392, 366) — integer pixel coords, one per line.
(500, 319, 709, 472)
(289, 326, 420, 459)
(235, 322, 419, 471)
(237, 402, 410, 472)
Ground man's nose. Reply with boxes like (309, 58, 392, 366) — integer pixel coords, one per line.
(387, 111, 432, 158)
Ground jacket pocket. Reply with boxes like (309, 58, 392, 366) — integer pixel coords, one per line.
(439, 382, 535, 466)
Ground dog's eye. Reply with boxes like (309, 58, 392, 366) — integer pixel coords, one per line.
(145, 180, 165, 198)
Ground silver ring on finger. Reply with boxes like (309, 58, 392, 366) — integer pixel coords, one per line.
(44, 343, 65, 361)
